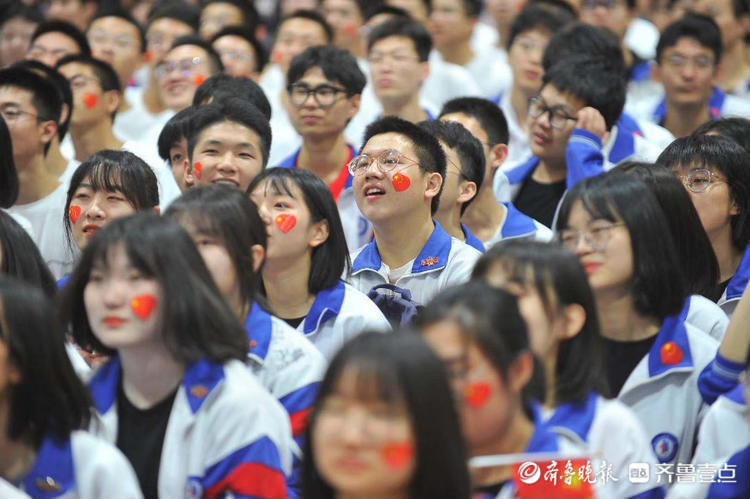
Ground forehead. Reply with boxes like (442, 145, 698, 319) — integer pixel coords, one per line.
(512, 28, 551, 45)
(147, 18, 194, 36)
(197, 120, 261, 146)
(165, 44, 208, 61)
(58, 62, 95, 78)
(434, 0, 466, 9)
(362, 132, 417, 156)
(213, 34, 253, 51)
(90, 16, 139, 36)
(323, 0, 360, 10)
(296, 67, 335, 84)
(251, 176, 304, 199)
(539, 84, 585, 110)
(664, 37, 715, 57)
(278, 18, 327, 39)
(422, 320, 467, 358)
(0, 85, 34, 106)
(371, 35, 417, 54)
(33, 31, 78, 49)
(202, 2, 243, 16)
(440, 113, 488, 143)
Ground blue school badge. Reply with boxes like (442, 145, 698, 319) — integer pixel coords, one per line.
(185, 477, 203, 499)
(652, 433, 679, 463)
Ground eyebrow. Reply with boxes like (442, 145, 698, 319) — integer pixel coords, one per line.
(202, 138, 258, 151)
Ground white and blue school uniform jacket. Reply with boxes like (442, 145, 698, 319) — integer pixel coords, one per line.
(88, 356, 294, 498)
(543, 392, 665, 499)
(245, 302, 325, 446)
(20, 431, 142, 499)
(483, 201, 553, 249)
(705, 445, 750, 498)
(717, 244, 750, 317)
(686, 295, 729, 342)
(293, 280, 390, 360)
(616, 308, 718, 467)
(631, 86, 750, 127)
(667, 384, 749, 498)
(461, 223, 485, 252)
(349, 221, 482, 305)
(277, 146, 373, 252)
(1, 478, 30, 498)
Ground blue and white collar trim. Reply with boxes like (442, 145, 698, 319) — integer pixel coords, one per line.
(647, 303, 694, 378)
(245, 302, 273, 363)
(303, 280, 346, 335)
(505, 155, 539, 186)
(727, 245, 750, 301)
(545, 391, 598, 443)
(23, 435, 75, 497)
(500, 202, 538, 239)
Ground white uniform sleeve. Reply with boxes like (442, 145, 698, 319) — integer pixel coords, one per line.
(71, 430, 144, 499)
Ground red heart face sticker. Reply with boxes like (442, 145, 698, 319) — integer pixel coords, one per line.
(68, 205, 81, 224)
(271, 51, 283, 65)
(660, 341, 683, 365)
(381, 442, 414, 470)
(131, 295, 157, 320)
(392, 173, 411, 192)
(144, 50, 152, 62)
(193, 161, 203, 180)
(193, 75, 205, 87)
(83, 93, 98, 109)
(342, 23, 357, 36)
(464, 381, 492, 408)
(275, 214, 297, 233)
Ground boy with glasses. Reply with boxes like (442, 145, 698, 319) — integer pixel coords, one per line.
(279, 45, 372, 251)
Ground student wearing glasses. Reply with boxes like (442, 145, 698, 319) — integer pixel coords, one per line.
(279, 45, 372, 252)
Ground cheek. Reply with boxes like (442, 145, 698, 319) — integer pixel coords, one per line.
(391, 172, 411, 192)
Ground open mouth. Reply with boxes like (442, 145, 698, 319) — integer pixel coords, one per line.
(364, 186, 386, 200)
(82, 225, 100, 237)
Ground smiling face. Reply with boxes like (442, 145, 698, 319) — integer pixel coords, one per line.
(190, 120, 264, 191)
(68, 177, 137, 250)
(157, 44, 215, 111)
(87, 16, 144, 87)
(527, 84, 584, 163)
(84, 244, 163, 350)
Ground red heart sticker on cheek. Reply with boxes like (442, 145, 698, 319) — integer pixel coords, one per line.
(68, 205, 81, 224)
(392, 173, 411, 192)
(193, 75, 205, 86)
(381, 442, 414, 470)
(342, 23, 357, 36)
(271, 51, 283, 65)
(144, 50, 152, 62)
(193, 161, 203, 180)
(464, 381, 492, 408)
(131, 295, 157, 320)
(275, 214, 297, 233)
(83, 93, 98, 109)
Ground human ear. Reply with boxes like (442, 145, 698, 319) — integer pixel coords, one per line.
(456, 180, 477, 205)
(424, 171, 443, 204)
(559, 303, 586, 341)
(508, 351, 534, 394)
(308, 219, 330, 249)
(250, 244, 265, 272)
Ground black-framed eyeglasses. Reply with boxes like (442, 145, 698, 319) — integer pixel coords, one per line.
(528, 96, 578, 130)
(557, 222, 625, 251)
(676, 168, 728, 194)
(348, 149, 419, 176)
(287, 83, 348, 108)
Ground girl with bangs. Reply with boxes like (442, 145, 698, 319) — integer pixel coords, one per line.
(57, 213, 294, 498)
(302, 331, 471, 499)
(472, 240, 663, 498)
(248, 168, 389, 360)
(554, 170, 718, 468)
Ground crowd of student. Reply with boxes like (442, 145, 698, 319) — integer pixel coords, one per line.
(0, 0, 749, 497)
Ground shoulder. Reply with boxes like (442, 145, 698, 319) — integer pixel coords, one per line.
(447, 237, 482, 268)
(70, 430, 143, 497)
(267, 317, 326, 372)
(687, 295, 729, 341)
(684, 322, 720, 370)
(339, 283, 390, 327)
(722, 94, 750, 118)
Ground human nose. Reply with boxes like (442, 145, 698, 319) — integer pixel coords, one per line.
(363, 157, 385, 179)
(216, 152, 238, 173)
(85, 196, 107, 219)
(338, 409, 369, 444)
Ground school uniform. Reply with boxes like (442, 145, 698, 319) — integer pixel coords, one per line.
(496, 92, 530, 172)
(20, 430, 142, 499)
(705, 445, 750, 497)
(349, 221, 482, 305)
(668, 384, 749, 498)
(430, 48, 512, 99)
(686, 294, 729, 342)
(616, 308, 718, 467)
(543, 392, 665, 498)
(717, 244, 750, 317)
(87, 356, 294, 498)
(277, 145, 373, 252)
(483, 201, 553, 249)
(290, 280, 390, 360)
(628, 86, 750, 126)
(461, 223, 485, 252)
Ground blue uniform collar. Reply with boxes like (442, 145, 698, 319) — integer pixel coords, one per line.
(545, 392, 598, 443)
(352, 221, 453, 274)
(609, 113, 641, 164)
(727, 245, 750, 301)
(89, 355, 226, 415)
(303, 280, 346, 335)
(461, 223, 485, 252)
(500, 202, 538, 239)
(23, 435, 75, 497)
(278, 145, 356, 190)
(505, 155, 539, 186)
(245, 302, 273, 363)
(527, 403, 561, 453)
(654, 87, 722, 124)
(647, 303, 694, 377)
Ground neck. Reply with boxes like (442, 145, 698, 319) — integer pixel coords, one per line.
(461, 187, 506, 242)
(45, 140, 69, 178)
(263, 255, 316, 319)
(470, 408, 535, 487)
(663, 100, 711, 138)
(143, 72, 166, 114)
(542, 350, 558, 408)
(381, 93, 427, 123)
(438, 39, 474, 66)
(435, 206, 465, 241)
(71, 121, 124, 161)
(119, 340, 185, 409)
(15, 153, 60, 204)
(596, 291, 661, 341)
(719, 42, 750, 92)
(510, 84, 532, 125)
(0, 402, 36, 482)
(372, 213, 434, 269)
(534, 158, 566, 182)
(709, 227, 743, 283)
(298, 134, 350, 184)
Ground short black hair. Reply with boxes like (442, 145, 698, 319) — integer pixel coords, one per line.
(455, 0, 483, 17)
(617, 161, 720, 298)
(656, 13, 722, 65)
(287, 45, 366, 95)
(506, 2, 575, 51)
(542, 22, 626, 76)
(0, 66, 63, 154)
(439, 97, 510, 146)
(367, 16, 432, 61)
(56, 54, 122, 120)
(248, 168, 352, 292)
(187, 98, 272, 167)
(542, 57, 626, 131)
(657, 134, 750, 251)
(0, 116, 17, 209)
(693, 117, 750, 155)
(278, 9, 334, 44)
(201, 0, 261, 32)
(3, 278, 92, 449)
(147, 1, 200, 32)
(58, 212, 250, 362)
(64, 150, 160, 251)
(165, 184, 266, 308)
(0, 212, 56, 299)
(169, 34, 224, 73)
(158, 106, 198, 161)
(362, 116, 447, 215)
(0, 2, 43, 27)
(556, 171, 687, 320)
(29, 20, 91, 58)
(210, 26, 269, 73)
(11, 60, 72, 141)
(89, 8, 147, 54)
(418, 120, 484, 215)
(193, 73, 272, 119)
(364, 4, 412, 22)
